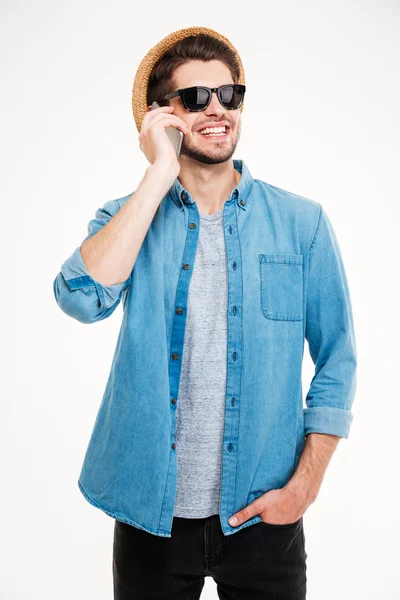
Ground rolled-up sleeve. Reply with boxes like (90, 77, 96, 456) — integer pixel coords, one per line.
(53, 198, 132, 323)
(304, 204, 357, 438)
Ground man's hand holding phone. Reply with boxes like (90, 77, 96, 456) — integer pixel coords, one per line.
(138, 104, 189, 184)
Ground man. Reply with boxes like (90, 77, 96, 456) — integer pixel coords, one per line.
(53, 26, 357, 600)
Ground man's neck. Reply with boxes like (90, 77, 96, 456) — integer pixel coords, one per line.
(177, 157, 241, 215)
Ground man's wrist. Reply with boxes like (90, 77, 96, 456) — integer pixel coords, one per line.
(283, 432, 341, 506)
(283, 474, 319, 507)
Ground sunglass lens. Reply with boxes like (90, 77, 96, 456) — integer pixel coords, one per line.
(220, 85, 244, 109)
(183, 87, 210, 111)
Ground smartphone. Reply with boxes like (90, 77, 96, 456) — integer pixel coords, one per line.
(151, 101, 183, 159)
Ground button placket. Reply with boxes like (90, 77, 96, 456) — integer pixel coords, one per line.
(161, 199, 200, 526)
(218, 199, 243, 531)
(165, 199, 199, 480)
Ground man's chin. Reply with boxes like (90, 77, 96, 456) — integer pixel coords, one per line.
(180, 144, 236, 165)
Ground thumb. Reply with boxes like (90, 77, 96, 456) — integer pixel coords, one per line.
(228, 500, 262, 527)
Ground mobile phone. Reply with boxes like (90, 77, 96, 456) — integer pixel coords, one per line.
(151, 101, 183, 159)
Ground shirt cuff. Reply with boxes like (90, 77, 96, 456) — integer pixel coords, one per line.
(303, 406, 354, 439)
(60, 246, 126, 310)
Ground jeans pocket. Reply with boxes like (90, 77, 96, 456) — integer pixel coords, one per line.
(259, 517, 302, 530)
(259, 253, 303, 321)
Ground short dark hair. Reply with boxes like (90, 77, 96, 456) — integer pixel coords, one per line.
(146, 34, 241, 107)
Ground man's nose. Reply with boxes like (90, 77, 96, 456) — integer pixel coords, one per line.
(205, 91, 224, 114)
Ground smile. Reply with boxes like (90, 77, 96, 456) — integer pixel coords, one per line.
(197, 125, 230, 139)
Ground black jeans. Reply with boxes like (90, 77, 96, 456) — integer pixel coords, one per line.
(113, 514, 307, 599)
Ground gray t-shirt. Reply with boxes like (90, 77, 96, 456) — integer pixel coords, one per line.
(173, 208, 227, 518)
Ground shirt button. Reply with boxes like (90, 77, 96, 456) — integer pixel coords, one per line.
(183, 263, 190, 270)
(172, 443, 176, 449)
(189, 222, 196, 229)
(240, 200, 245, 206)
(172, 353, 179, 360)
(176, 307, 183, 315)
(181, 191, 187, 200)
(171, 398, 177, 405)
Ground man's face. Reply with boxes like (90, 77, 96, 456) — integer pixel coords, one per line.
(154, 60, 242, 166)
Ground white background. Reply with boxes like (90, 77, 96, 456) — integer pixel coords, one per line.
(1, 1, 399, 598)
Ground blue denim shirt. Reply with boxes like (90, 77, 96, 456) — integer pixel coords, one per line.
(53, 159, 357, 538)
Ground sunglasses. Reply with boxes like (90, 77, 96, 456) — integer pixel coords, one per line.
(158, 84, 246, 112)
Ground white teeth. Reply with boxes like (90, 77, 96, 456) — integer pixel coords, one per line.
(199, 126, 226, 135)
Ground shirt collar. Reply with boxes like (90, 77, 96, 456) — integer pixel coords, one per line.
(168, 158, 254, 212)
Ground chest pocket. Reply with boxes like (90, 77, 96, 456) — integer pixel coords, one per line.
(259, 254, 303, 321)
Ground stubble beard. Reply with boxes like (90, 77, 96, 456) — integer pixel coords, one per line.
(179, 126, 241, 166)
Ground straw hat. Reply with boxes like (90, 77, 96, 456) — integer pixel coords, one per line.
(131, 26, 246, 133)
